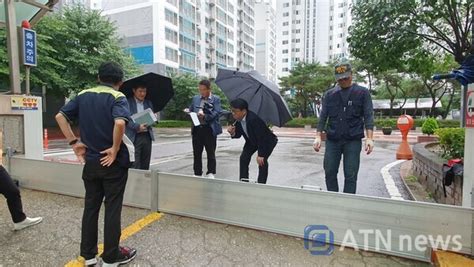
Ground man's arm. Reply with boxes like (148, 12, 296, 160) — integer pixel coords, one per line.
(55, 113, 78, 143)
(205, 97, 222, 122)
(313, 93, 328, 152)
(363, 90, 375, 154)
(316, 94, 329, 136)
(101, 118, 126, 167)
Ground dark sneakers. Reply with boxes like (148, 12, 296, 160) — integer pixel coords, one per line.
(102, 246, 137, 267)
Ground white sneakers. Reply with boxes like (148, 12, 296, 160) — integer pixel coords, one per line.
(84, 257, 98, 266)
(13, 216, 43, 231)
(193, 174, 215, 179)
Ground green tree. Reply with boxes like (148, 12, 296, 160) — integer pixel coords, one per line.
(349, 0, 472, 67)
(279, 62, 334, 117)
(163, 74, 229, 120)
(0, 5, 140, 96)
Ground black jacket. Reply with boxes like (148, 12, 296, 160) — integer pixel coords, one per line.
(232, 111, 278, 157)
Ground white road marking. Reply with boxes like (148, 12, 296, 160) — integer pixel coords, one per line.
(380, 160, 406, 200)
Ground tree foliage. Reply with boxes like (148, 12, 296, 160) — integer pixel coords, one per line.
(0, 5, 140, 96)
(163, 74, 229, 120)
(349, 0, 472, 68)
(279, 62, 334, 117)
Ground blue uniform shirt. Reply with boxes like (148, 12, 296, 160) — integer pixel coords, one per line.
(317, 84, 374, 141)
(60, 84, 132, 167)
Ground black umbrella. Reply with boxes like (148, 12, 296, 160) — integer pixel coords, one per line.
(120, 72, 174, 112)
(433, 55, 474, 86)
(215, 68, 292, 127)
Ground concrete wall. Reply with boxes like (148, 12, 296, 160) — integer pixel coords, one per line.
(0, 115, 24, 153)
(412, 143, 462, 205)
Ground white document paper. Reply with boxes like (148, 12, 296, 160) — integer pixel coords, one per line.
(122, 134, 135, 162)
(131, 108, 157, 126)
(189, 112, 201, 126)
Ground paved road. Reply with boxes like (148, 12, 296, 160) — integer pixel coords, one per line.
(44, 131, 411, 199)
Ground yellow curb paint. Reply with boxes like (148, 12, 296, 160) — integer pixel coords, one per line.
(433, 251, 474, 267)
(65, 212, 163, 267)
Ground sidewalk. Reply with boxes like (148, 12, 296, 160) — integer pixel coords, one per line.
(0, 189, 430, 266)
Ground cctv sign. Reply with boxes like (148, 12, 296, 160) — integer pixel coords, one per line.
(467, 87, 474, 128)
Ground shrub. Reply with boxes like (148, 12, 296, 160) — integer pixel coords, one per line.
(155, 120, 192, 128)
(284, 117, 318, 128)
(375, 119, 397, 129)
(421, 117, 439, 135)
(435, 128, 465, 159)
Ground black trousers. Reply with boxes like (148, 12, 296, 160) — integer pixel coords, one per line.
(133, 132, 152, 170)
(192, 126, 216, 175)
(239, 143, 274, 184)
(0, 165, 26, 223)
(80, 161, 128, 263)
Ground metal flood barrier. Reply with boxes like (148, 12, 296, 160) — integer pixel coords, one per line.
(9, 157, 474, 262)
(9, 157, 151, 209)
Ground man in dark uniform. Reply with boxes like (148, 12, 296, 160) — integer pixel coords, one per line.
(227, 98, 278, 184)
(313, 60, 374, 194)
(56, 62, 137, 266)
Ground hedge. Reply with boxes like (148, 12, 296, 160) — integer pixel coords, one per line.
(284, 117, 319, 128)
(154, 120, 192, 128)
(435, 128, 465, 159)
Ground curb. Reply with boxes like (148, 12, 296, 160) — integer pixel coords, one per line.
(432, 250, 474, 267)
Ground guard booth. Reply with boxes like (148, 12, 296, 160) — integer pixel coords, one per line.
(0, 1, 59, 160)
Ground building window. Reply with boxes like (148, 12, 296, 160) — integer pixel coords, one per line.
(283, 12, 289, 17)
(283, 22, 289, 26)
(283, 31, 289, 35)
(282, 49, 288, 54)
(339, 13, 344, 18)
(228, 3, 234, 13)
(337, 43, 340, 48)
(329, 45, 332, 50)
(338, 3, 344, 8)
(165, 47, 178, 62)
(283, 3, 289, 7)
(294, 10, 299, 15)
(282, 67, 289, 72)
(292, 29, 300, 34)
(283, 58, 288, 63)
(282, 40, 288, 45)
(295, 39, 300, 43)
(165, 28, 178, 43)
(166, 0, 177, 6)
(165, 9, 178, 25)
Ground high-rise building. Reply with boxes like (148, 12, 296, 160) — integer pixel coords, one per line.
(254, 0, 277, 83)
(101, 0, 255, 78)
(276, 0, 352, 82)
(56, 0, 101, 10)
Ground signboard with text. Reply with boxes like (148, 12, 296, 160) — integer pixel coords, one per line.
(11, 96, 39, 110)
(466, 86, 474, 128)
(22, 28, 37, 66)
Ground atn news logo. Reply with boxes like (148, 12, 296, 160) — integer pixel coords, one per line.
(304, 225, 335, 255)
(304, 225, 463, 256)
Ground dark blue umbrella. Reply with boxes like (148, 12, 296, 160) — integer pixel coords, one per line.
(215, 68, 292, 127)
(120, 72, 174, 112)
(433, 55, 474, 86)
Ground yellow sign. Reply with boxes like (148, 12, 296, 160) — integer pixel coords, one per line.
(11, 96, 39, 110)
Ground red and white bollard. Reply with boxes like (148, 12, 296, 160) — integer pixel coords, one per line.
(43, 129, 48, 149)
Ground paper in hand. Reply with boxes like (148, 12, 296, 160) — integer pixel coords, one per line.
(189, 112, 201, 126)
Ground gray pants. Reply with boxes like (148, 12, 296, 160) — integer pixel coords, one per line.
(133, 133, 152, 170)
